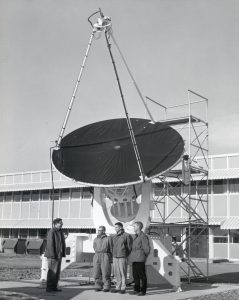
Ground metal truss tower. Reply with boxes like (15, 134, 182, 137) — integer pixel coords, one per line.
(147, 90, 209, 283)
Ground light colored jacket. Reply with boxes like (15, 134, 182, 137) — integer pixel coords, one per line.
(130, 232, 150, 262)
(93, 234, 112, 254)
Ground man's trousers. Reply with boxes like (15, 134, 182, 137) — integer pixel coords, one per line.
(46, 258, 62, 291)
(113, 257, 127, 291)
(132, 262, 147, 294)
(93, 253, 111, 290)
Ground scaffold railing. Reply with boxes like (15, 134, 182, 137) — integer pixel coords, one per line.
(147, 90, 209, 283)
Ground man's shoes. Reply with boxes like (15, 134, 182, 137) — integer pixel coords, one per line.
(111, 289, 120, 293)
(129, 291, 139, 295)
(95, 288, 102, 292)
(137, 292, 146, 296)
(103, 289, 110, 292)
(46, 287, 62, 292)
(46, 289, 56, 293)
(120, 290, 126, 294)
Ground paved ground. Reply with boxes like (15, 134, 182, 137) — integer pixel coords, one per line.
(1, 278, 239, 300)
(1, 255, 239, 299)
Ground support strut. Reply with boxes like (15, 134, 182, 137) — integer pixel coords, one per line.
(105, 32, 146, 182)
(57, 29, 96, 146)
(110, 33, 155, 123)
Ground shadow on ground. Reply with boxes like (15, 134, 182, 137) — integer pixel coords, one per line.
(185, 272, 239, 284)
(207, 272, 239, 284)
(1, 284, 90, 300)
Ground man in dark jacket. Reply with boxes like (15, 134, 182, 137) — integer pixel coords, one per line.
(45, 218, 66, 292)
(111, 222, 132, 294)
(130, 221, 150, 296)
(93, 225, 113, 292)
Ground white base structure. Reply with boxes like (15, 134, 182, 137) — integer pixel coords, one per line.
(92, 181, 181, 290)
(146, 238, 181, 290)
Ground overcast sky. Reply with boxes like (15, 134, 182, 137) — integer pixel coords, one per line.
(1, 0, 239, 173)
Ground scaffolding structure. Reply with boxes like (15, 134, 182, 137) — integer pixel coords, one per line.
(147, 91, 209, 283)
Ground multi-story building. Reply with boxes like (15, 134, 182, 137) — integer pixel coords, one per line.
(0, 153, 239, 260)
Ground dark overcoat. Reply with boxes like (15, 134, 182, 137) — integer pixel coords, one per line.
(45, 227, 66, 259)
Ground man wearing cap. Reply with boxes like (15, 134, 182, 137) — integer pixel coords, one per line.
(93, 226, 113, 292)
(111, 222, 132, 294)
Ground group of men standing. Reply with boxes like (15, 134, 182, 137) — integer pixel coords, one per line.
(93, 221, 150, 296)
(44, 218, 150, 296)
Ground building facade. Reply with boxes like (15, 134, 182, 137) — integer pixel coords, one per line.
(0, 153, 239, 260)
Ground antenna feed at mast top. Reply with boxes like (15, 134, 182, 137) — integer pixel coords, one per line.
(94, 15, 111, 32)
(88, 9, 111, 33)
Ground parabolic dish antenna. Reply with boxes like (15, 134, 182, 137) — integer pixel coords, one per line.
(52, 118, 184, 187)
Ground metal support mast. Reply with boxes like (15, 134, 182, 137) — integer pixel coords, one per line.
(56, 29, 96, 146)
(110, 34, 155, 123)
(104, 31, 146, 182)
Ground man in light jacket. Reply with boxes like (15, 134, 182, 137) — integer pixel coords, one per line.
(111, 222, 132, 294)
(45, 218, 66, 293)
(93, 226, 112, 292)
(130, 221, 150, 296)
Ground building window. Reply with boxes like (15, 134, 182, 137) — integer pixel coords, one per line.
(41, 172, 50, 182)
(168, 182, 181, 196)
(212, 180, 227, 194)
(154, 183, 165, 196)
(39, 229, 47, 239)
(229, 155, 239, 168)
(10, 229, 19, 238)
(2, 229, 10, 238)
(61, 189, 70, 200)
(22, 191, 31, 201)
(213, 157, 227, 169)
(197, 180, 208, 195)
(0, 193, 4, 202)
(230, 230, 239, 243)
(29, 229, 38, 238)
(72, 188, 81, 199)
(68, 228, 96, 234)
(168, 227, 182, 242)
(5, 192, 12, 202)
(68, 229, 78, 234)
(182, 181, 197, 195)
(52, 189, 60, 200)
(82, 190, 92, 199)
(191, 181, 197, 195)
(31, 191, 40, 201)
(80, 199, 92, 218)
(32, 173, 40, 182)
(41, 190, 49, 201)
(13, 192, 21, 202)
(213, 227, 228, 243)
(214, 237, 228, 243)
(19, 229, 28, 239)
(229, 179, 239, 194)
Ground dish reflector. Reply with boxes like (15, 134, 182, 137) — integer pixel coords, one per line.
(52, 118, 184, 186)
